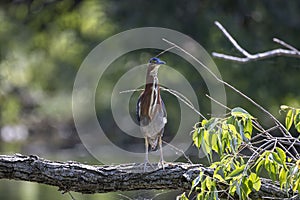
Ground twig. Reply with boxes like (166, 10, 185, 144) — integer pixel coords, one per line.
(160, 87, 206, 119)
(212, 21, 300, 62)
(67, 192, 76, 200)
(119, 88, 144, 94)
(120, 87, 206, 119)
(250, 125, 279, 142)
(205, 94, 231, 111)
(117, 194, 132, 200)
(242, 141, 275, 175)
(162, 140, 193, 164)
(155, 45, 176, 58)
(278, 142, 297, 161)
(273, 38, 299, 52)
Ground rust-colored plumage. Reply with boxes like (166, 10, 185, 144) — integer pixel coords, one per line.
(137, 57, 167, 171)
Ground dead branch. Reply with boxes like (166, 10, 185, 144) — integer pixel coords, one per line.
(212, 21, 300, 62)
(0, 154, 295, 198)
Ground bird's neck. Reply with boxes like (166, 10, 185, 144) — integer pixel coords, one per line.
(145, 71, 159, 89)
(144, 72, 161, 114)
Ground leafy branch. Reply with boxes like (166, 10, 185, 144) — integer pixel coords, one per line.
(161, 37, 300, 199)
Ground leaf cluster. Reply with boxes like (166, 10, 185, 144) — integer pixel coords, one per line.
(179, 106, 300, 200)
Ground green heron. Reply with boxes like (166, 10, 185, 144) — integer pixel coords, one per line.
(137, 57, 167, 171)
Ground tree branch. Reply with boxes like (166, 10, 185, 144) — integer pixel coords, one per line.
(0, 154, 294, 198)
(212, 21, 300, 62)
(0, 154, 207, 194)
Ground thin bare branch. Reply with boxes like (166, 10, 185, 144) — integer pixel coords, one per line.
(155, 45, 176, 58)
(273, 38, 299, 52)
(162, 140, 193, 164)
(205, 94, 231, 111)
(119, 88, 144, 94)
(120, 87, 206, 119)
(214, 21, 252, 58)
(160, 87, 206, 119)
(212, 21, 300, 62)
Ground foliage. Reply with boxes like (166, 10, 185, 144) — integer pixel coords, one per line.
(184, 106, 300, 199)
(281, 105, 300, 133)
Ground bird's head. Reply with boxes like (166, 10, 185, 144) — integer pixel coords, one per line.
(148, 57, 166, 76)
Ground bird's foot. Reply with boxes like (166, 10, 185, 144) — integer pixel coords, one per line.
(158, 159, 166, 170)
(143, 159, 155, 172)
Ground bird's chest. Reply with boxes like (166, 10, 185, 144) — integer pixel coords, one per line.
(140, 104, 166, 136)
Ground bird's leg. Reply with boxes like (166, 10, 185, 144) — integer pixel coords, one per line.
(144, 137, 149, 171)
(144, 137, 154, 171)
(158, 136, 165, 170)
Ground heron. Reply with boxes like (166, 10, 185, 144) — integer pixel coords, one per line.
(136, 57, 167, 171)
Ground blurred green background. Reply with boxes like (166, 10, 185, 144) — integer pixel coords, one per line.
(0, 0, 299, 199)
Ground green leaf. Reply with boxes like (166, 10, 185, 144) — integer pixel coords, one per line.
(226, 116, 236, 125)
(216, 132, 223, 156)
(177, 192, 189, 200)
(292, 177, 300, 192)
(192, 174, 201, 189)
(248, 173, 261, 191)
(285, 109, 294, 130)
(243, 118, 253, 139)
(268, 163, 278, 182)
(203, 130, 212, 161)
(255, 158, 264, 174)
(201, 178, 207, 193)
(279, 168, 287, 189)
(226, 165, 245, 179)
(192, 128, 202, 148)
(214, 173, 226, 183)
(294, 110, 300, 123)
(296, 122, 300, 133)
(272, 152, 282, 165)
(231, 107, 254, 119)
(205, 177, 212, 191)
(201, 119, 208, 127)
(264, 153, 278, 181)
(241, 177, 251, 197)
(197, 193, 203, 200)
(204, 118, 219, 133)
(235, 181, 241, 198)
(190, 171, 203, 196)
(276, 147, 287, 169)
(211, 133, 219, 154)
(213, 164, 226, 183)
(229, 180, 237, 196)
(227, 124, 239, 136)
(237, 120, 246, 141)
(294, 111, 300, 133)
(221, 129, 230, 154)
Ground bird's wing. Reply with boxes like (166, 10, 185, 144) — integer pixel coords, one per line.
(161, 99, 167, 124)
(136, 94, 141, 122)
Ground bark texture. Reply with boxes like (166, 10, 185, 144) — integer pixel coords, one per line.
(0, 154, 295, 198)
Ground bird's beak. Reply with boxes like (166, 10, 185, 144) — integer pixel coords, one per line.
(157, 60, 166, 65)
